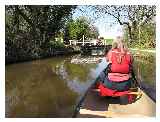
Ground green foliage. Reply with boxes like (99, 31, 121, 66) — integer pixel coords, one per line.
(124, 22, 156, 49)
(93, 5, 156, 49)
(64, 16, 99, 41)
(104, 39, 113, 45)
(49, 40, 65, 48)
(5, 5, 76, 63)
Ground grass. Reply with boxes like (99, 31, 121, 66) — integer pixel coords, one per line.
(129, 48, 156, 53)
(104, 39, 113, 45)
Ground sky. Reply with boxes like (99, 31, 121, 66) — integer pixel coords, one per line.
(72, 5, 124, 39)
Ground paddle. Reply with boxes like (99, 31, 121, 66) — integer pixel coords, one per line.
(129, 49, 142, 89)
(72, 58, 109, 117)
(72, 77, 99, 118)
(131, 68, 142, 89)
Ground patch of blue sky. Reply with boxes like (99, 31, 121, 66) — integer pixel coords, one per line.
(72, 5, 127, 39)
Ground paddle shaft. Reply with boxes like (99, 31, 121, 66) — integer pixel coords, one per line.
(72, 78, 98, 118)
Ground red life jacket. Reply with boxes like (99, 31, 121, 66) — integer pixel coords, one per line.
(110, 49, 131, 74)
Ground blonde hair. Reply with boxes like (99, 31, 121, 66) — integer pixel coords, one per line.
(111, 36, 129, 64)
(112, 36, 128, 53)
(112, 40, 118, 49)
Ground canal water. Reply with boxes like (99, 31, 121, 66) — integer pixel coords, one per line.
(133, 52, 156, 88)
(5, 53, 155, 117)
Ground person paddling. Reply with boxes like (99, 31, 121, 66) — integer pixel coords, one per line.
(97, 36, 135, 92)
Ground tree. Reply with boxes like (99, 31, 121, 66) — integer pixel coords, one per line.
(92, 5, 156, 48)
(5, 5, 76, 63)
(64, 16, 99, 42)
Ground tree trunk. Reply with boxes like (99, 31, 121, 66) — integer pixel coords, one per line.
(127, 25, 132, 42)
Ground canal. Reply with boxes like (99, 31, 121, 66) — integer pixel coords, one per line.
(5, 53, 155, 117)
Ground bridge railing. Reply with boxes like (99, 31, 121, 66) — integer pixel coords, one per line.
(69, 39, 107, 46)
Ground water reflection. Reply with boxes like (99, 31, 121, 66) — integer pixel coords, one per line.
(133, 53, 156, 88)
(5, 56, 97, 117)
(5, 53, 155, 117)
(53, 60, 96, 95)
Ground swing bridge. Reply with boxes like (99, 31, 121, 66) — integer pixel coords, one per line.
(69, 39, 112, 56)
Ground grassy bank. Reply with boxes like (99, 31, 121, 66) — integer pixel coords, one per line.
(130, 48, 156, 53)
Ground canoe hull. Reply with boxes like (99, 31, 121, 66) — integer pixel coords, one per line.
(75, 84, 155, 118)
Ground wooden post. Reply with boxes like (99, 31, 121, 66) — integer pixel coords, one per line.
(74, 40, 77, 46)
(69, 40, 71, 45)
(83, 35, 84, 46)
(139, 25, 140, 46)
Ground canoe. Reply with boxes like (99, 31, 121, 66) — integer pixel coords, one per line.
(73, 79, 156, 118)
